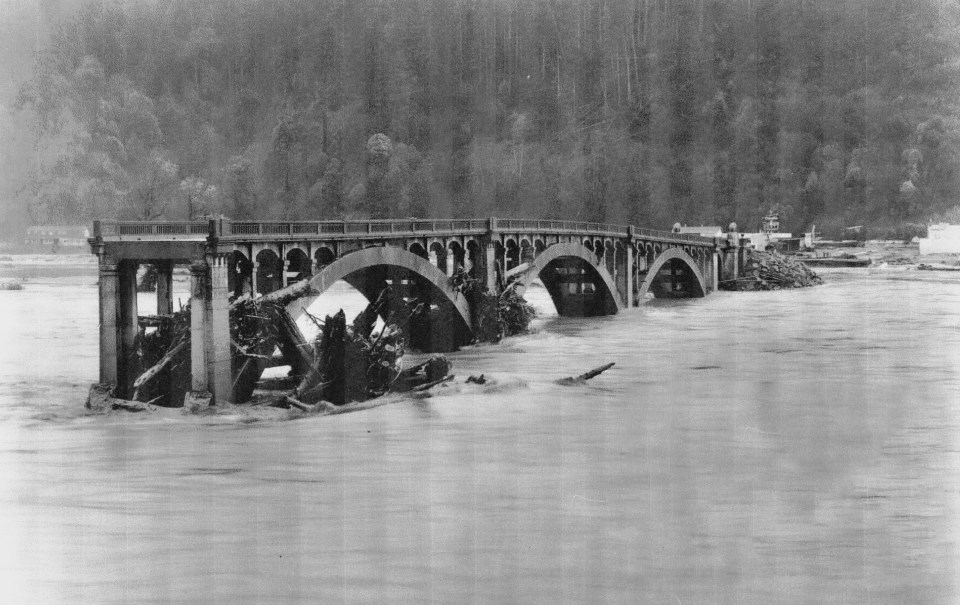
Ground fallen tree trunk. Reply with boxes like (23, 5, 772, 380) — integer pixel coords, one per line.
(557, 362, 616, 385)
(132, 339, 187, 395)
(412, 375, 455, 392)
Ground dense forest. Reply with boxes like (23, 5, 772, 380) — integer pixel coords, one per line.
(5, 0, 960, 237)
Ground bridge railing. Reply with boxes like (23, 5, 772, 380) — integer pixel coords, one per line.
(225, 219, 490, 237)
(497, 219, 630, 236)
(93, 218, 716, 245)
(634, 227, 714, 244)
(94, 221, 210, 238)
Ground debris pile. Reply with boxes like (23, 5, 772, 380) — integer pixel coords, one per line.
(127, 282, 458, 409)
(720, 250, 822, 291)
(290, 291, 431, 406)
(451, 270, 536, 342)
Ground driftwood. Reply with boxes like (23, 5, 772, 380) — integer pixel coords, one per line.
(132, 339, 187, 396)
(411, 375, 455, 392)
(236, 279, 318, 309)
(556, 362, 616, 385)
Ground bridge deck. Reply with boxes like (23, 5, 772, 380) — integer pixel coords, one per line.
(92, 218, 716, 246)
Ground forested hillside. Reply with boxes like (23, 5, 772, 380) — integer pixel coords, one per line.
(8, 0, 960, 236)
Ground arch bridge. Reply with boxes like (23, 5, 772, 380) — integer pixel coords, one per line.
(89, 217, 746, 404)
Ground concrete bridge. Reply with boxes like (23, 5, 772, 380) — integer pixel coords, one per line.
(89, 218, 745, 404)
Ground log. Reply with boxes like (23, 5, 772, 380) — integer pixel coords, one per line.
(283, 395, 314, 412)
(557, 362, 615, 385)
(274, 307, 313, 376)
(411, 374, 455, 392)
(132, 339, 188, 391)
(231, 279, 318, 309)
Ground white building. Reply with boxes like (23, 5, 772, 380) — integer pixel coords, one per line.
(24, 225, 91, 251)
(918, 223, 960, 255)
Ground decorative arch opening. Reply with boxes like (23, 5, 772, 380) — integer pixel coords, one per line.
(505, 239, 520, 270)
(429, 241, 447, 273)
(285, 248, 311, 284)
(315, 246, 335, 269)
(228, 250, 252, 298)
(448, 241, 465, 274)
(255, 249, 282, 295)
(520, 239, 534, 264)
(409, 242, 428, 260)
(604, 240, 616, 277)
(494, 241, 506, 278)
(466, 240, 481, 279)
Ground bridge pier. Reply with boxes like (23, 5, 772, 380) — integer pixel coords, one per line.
(207, 257, 232, 403)
(117, 260, 139, 398)
(156, 261, 173, 316)
(97, 261, 119, 386)
(188, 259, 232, 403)
(189, 264, 208, 392)
(484, 240, 498, 292)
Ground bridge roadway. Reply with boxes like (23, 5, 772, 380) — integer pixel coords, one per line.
(89, 218, 745, 405)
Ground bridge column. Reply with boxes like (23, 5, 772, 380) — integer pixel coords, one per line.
(626, 245, 634, 307)
(97, 260, 119, 386)
(446, 253, 456, 278)
(251, 261, 259, 298)
(116, 260, 139, 398)
(713, 248, 720, 293)
(207, 256, 232, 404)
(189, 263, 208, 393)
(484, 242, 497, 291)
(156, 261, 173, 315)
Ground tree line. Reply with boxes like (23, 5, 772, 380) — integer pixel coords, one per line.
(11, 0, 960, 236)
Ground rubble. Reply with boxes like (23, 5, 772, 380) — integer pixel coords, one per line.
(720, 250, 822, 291)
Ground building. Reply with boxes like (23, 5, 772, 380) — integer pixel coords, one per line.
(918, 223, 960, 255)
(24, 225, 91, 252)
(674, 225, 724, 238)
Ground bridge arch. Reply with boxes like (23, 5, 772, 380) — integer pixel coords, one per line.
(289, 246, 473, 333)
(518, 243, 623, 316)
(637, 247, 707, 301)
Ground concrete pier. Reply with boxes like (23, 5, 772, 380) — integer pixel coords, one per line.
(206, 256, 232, 404)
(97, 261, 119, 386)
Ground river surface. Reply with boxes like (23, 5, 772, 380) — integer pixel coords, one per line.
(0, 259, 958, 604)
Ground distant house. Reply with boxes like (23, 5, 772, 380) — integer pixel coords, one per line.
(918, 223, 960, 255)
(24, 225, 91, 252)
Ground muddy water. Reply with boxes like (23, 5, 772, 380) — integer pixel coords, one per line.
(0, 263, 958, 604)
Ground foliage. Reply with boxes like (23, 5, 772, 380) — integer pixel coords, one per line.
(8, 0, 960, 233)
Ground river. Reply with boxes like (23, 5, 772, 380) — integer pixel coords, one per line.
(0, 258, 958, 604)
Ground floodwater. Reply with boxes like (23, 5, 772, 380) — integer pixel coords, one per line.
(0, 258, 958, 604)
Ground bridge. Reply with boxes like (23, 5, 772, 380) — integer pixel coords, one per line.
(89, 217, 746, 405)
